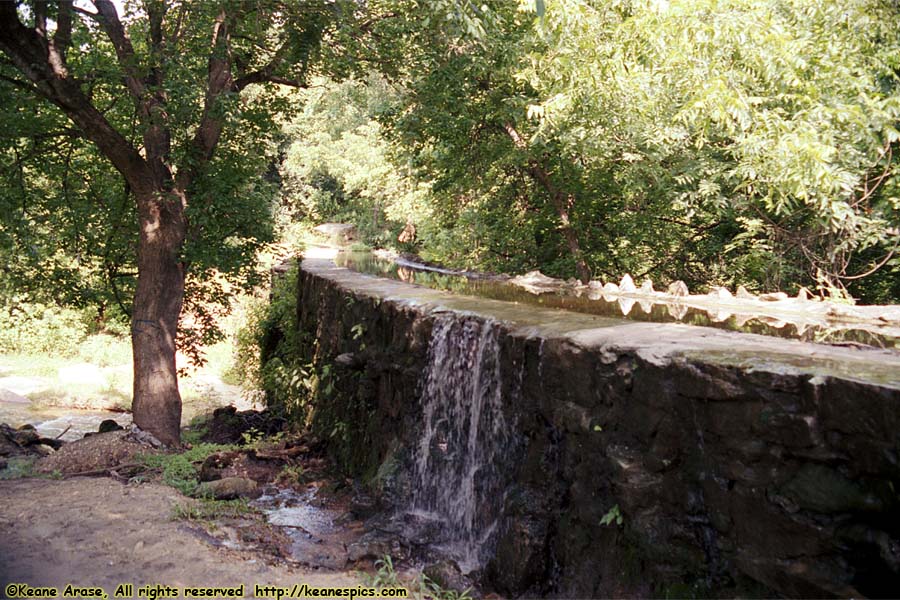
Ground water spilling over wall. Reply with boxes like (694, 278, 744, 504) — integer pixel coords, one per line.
(411, 315, 515, 572)
(289, 257, 900, 598)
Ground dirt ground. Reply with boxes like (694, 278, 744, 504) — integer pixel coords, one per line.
(0, 477, 361, 597)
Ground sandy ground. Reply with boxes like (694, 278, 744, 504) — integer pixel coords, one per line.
(0, 478, 361, 598)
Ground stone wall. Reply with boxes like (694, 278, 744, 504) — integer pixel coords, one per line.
(291, 257, 900, 598)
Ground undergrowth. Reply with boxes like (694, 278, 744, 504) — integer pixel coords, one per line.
(367, 556, 473, 600)
(138, 443, 236, 496)
(172, 497, 258, 522)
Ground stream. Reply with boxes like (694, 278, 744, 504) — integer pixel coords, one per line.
(335, 251, 900, 351)
(0, 399, 131, 441)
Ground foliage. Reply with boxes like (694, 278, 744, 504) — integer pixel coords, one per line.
(0, 303, 90, 357)
(275, 463, 306, 486)
(366, 0, 900, 300)
(600, 504, 624, 527)
(240, 263, 319, 423)
(139, 443, 236, 496)
(171, 498, 257, 522)
(280, 76, 431, 250)
(367, 555, 472, 600)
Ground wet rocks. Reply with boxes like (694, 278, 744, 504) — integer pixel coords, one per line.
(294, 256, 900, 599)
(346, 530, 408, 563)
(423, 560, 472, 594)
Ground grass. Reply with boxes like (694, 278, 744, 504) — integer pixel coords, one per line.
(0, 353, 73, 379)
(1, 331, 249, 423)
(172, 497, 258, 522)
(0, 456, 63, 480)
(0, 456, 38, 480)
(365, 555, 473, 600)
(138, 442, 237, 496)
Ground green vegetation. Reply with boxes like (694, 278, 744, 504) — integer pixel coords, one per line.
(171, 498, 258, 522)
(233, 264, 321, 423)
(1, 0, 898, 442)
(601, 504, 624, 528)
(367, 556, 473, 600)
(138, 443, 236, 496)
(0, 456, 38, 480)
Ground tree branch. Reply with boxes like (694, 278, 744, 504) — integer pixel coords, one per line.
(0, 2, 150, 193)
(92, 0, 147, 102)
(176, 7, 234, 191)
(53, 1, 73, 61)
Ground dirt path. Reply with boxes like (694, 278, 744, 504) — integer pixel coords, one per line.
(0, 478, 361, 597)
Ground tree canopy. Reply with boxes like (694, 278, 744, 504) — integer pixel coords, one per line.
(1, 0, 899, 443)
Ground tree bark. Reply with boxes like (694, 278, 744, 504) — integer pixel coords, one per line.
(1, 0, 314, 446)
(130, 188, 187, 447)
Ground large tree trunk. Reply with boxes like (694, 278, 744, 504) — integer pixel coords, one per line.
(130, 188, 187, 446)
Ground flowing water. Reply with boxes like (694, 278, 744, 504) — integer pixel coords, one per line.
(0, 400, 131, 441)
(409, 314, 515, 573)
(335, 252, 899, 351)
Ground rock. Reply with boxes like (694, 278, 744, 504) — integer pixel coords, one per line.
(588, 280, 604, 290)
(397, 221, 417, 244)
(199, 451, 239, 482)
(510, 271, 566, 293)
(13, 427, 40, 446)
(196, 477, 261, 500)
(0, 389, 30, 404)
(780, 465, 885, 514)
(602, 282, 620, 294)
(350, 491, 379, 519)
(334, 353, 364, 370)
(98, 419, 123, 434)
(423, 560, 471, 594)
(796, 287, 814, 301)
(667, 280, 689, 296)
(201, 407, 283, 445)
(125, 425, 162, 448)
(709, 286, 733, 300)
(0, 456, 6, 470)
(639, 279, 654, 294)
(619, 274, 637, 292)
(347, 538, 396, 562)
(736, 285, 755, 299)
(33, 444, 55, 456)
(759, 292, 789, 301)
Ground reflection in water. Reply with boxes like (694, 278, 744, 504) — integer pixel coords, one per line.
(334, 252, 899, 352)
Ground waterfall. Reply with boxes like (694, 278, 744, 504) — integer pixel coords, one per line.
(411, 314, 512, 572)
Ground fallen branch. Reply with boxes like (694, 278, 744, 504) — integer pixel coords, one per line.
(61, 462, 153, 479)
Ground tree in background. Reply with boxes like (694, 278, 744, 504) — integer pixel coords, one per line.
(279, 75, 430, 249)
(0, 0, 358, 445)
(377, 0, 900, 298)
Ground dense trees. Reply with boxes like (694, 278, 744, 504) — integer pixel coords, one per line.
(342, 0, 898, 298)
(2, 0, 899, 443)
(0, 0, 361, 444)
